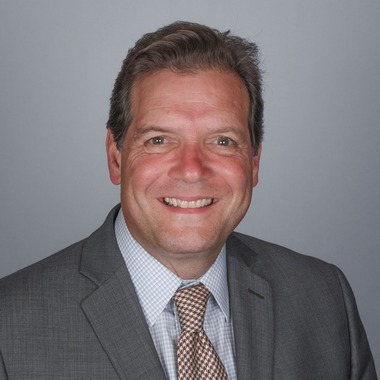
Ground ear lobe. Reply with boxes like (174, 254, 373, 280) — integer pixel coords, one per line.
(106, 130, 122, 185)
(252, 144, 262, 188)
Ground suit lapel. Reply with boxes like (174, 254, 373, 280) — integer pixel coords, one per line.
(227, 234, 274, 380)
(81, 266, 165, 379)
(79, 206, 166, 380)
(78, 207, 274, 379)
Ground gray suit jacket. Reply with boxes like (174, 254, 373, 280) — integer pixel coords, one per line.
(0, 205, 377, 379)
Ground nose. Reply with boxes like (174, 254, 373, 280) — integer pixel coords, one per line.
(168, 143, 211, 182)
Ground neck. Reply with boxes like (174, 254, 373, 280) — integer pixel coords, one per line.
(152, 250, 220, 280)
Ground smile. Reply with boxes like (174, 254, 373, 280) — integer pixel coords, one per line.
(163, 197, 213, 209)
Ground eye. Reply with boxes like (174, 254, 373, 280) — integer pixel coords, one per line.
(148, 136, 165, 145)
(216, 136, 235, 146)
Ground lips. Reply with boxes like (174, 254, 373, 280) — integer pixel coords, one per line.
(163, 197, 213, 209)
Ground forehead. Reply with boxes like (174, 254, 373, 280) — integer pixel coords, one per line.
(130, 69, 250, 123)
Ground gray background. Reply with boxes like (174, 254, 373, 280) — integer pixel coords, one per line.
(1, 0, 379, 369)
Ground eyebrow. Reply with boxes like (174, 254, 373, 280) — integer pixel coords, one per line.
(132, 125, 169, 140)
(133, 124, 249, 141)
(210, 126, 247, 135)
(206, 126, 250, 142)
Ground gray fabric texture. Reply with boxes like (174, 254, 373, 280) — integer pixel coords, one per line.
(0, 205, 377, 379)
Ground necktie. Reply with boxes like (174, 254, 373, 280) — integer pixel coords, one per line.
(173, 284, 228, 380)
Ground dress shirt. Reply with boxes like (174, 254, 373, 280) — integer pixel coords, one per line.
(115, 210, 237, 380)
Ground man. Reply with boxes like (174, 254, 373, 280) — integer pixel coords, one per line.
(0, 21, 377, 379)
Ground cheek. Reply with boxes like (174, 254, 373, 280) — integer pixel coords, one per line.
(122, 155, 166, 192)
(221, 159, 253, 187)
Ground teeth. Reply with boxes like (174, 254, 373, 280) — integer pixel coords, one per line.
(164, 197, 213, 208)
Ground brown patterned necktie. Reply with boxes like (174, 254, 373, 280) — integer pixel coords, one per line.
(173, 284, 228, 380)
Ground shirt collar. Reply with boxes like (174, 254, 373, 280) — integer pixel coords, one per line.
(114, 210, 230, 326)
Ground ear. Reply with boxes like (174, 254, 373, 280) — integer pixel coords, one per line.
(106, 129, 122, 185)
(251, 144, 262, 188)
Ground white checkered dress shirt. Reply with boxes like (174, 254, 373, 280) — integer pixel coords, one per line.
(115, 210, 237, 380)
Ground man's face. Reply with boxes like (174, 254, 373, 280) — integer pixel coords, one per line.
(107, 69, 261, 276)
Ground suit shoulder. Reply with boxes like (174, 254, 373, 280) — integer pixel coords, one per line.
(230, 231, 330, 264)
(0, 205, 121, 287)
(0, 239, 85, 294)
(228, 231, 341, 285)
(228, 231, 353, 321)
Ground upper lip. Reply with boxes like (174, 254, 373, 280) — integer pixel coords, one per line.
(163, 197, 214, 208)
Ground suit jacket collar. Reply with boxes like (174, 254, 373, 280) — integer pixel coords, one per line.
(227, 233, 274, 380)
(79, 205, 166, 380)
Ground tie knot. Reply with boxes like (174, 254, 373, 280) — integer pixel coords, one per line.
(173, 284, 210, 332)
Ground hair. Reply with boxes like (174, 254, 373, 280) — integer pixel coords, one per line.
(107, 21, 263, 155)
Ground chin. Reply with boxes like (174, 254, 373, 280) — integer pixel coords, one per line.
(160, 235, 220, 256)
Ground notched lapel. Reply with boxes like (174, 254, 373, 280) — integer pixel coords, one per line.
(81, 265, 166, 380)
(227, 235, 274, 380)
(79, 206, 166, 380)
